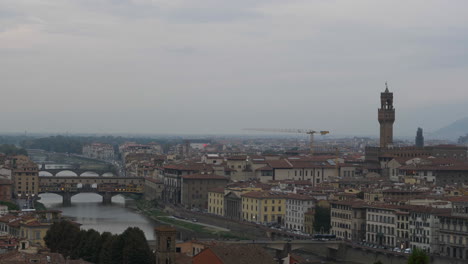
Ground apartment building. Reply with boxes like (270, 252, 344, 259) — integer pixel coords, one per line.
(225, 156, 252, 181)
(365, 205, 398, 248)
(330, 200, 366, 241)
(11, 156, 39, 198)
(82, 143, 115, 161)
(408, 206, 449, 254)
(241, 191, 285, 224)
(439, 196, 468, 260)
(162, 163, 214, 204)
(284, 194, 315, 231)
(396, 210, 410, 249)
(254, 158, 339, 185)
(180, 174, 228, 210)
(304, 209, 315, 234)
(208, 188, 225, 216)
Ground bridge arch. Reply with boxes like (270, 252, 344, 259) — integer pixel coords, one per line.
(102, 172, 115, 177)
(80, 171, 100, 177)
(56, 170, 78, 177)
(39, 171, 53, 177)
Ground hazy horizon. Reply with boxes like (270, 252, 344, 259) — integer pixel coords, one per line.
(2, 1, 468, 137)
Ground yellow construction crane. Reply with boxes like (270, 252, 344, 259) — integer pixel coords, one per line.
(244, 128, 330, 155)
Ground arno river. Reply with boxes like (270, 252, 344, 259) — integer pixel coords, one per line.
(38, 193, 358, 263)
(38, 193, 159, 240)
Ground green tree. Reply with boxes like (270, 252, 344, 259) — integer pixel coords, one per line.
(407, 248, 430, 264)
(98, 233, 117, 264)
(120, 227, 155, 264)
(0, 144, 27, 156)
(44, 220, 81, 258)
(0, 201, 19, 210)
(45, 222, 154, 264)
(74, 229, 103, 263)
(313, 206, 331, 233)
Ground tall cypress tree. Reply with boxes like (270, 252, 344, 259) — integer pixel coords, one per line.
(121, 227, 154, 264)
(44, 220, 81, 258)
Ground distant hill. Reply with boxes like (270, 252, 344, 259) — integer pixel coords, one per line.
(431, 117, 468, 140)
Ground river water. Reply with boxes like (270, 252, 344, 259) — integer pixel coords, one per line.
(38, 193, 159, 240)
(38, 193, 360, 263)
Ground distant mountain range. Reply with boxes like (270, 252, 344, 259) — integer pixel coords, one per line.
(430, 117, 468, 140)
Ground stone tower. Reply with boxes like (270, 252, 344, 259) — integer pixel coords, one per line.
(155, 226, 177, 264)
(378, 83, 395, 148)
(416, 127, 424, 147)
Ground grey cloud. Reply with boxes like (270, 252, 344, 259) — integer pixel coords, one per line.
(1, 0, 468, 136)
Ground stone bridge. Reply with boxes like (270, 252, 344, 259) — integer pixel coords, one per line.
(39, 176, 144, 206)
(39, 163, 116, 177)
(223, 239, 343, 251)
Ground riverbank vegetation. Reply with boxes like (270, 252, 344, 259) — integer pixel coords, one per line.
(0, 144, 28, 155)
(136, 199, 250, 240)
(407, 248, 429, 264)
(0, 201, 19, 211)
(34, 201, 47, 211)
(20, 135, 179, 154)
(45, 220, 154, 264)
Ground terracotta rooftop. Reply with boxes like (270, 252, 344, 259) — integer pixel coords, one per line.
(208, 187, 225, 194)
(155, 226, 177, 232)
(242, 191, 286, 199)
(286, 193, 316, 201)
(181, 173, 228, 180)
(197, 244, 276, 264)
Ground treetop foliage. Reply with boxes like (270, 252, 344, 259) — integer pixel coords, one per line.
(44, 220, 155, 264)
(0, 144, 28, 156)
(407, 248, 430, 264)
(20, 135, 177, 154)
(313, 206, 331, 233)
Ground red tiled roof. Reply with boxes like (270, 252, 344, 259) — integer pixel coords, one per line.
(241, 191, 286, 199)
(145, 177, 163, 184)
(286, 193, 316, 201)
(256, 166, 273, 171)
(266, 160, 292, 169)
(447, 196, 468, 202)
(208, 187, 225, 194)
(181, 173, 228, 180)
(164, 163, 213, 171)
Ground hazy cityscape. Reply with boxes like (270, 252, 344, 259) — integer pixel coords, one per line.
(2, 1, 468, 264)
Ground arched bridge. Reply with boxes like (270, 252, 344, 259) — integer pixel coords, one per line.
(39, 163, 116, 177)
(223, 239, 343, 251)
(39, 176, 144, 206)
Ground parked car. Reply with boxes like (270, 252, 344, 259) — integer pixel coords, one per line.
(404, 248, 412, 254)
(191, 218, 198, 222)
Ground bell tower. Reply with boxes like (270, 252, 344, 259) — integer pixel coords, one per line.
(155, 226, 176, 264)
(378, 82, 395, 148)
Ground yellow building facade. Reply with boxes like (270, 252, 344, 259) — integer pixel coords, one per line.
(304, 209, 315, 234)
(208, 188, 225, 216)
(12, 156, 39, 198)
(241, 191, 285, 224)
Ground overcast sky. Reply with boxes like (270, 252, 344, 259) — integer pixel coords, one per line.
(1, 0, 468, 137)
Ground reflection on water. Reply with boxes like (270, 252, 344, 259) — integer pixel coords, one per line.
(39, 193, 158, 240)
